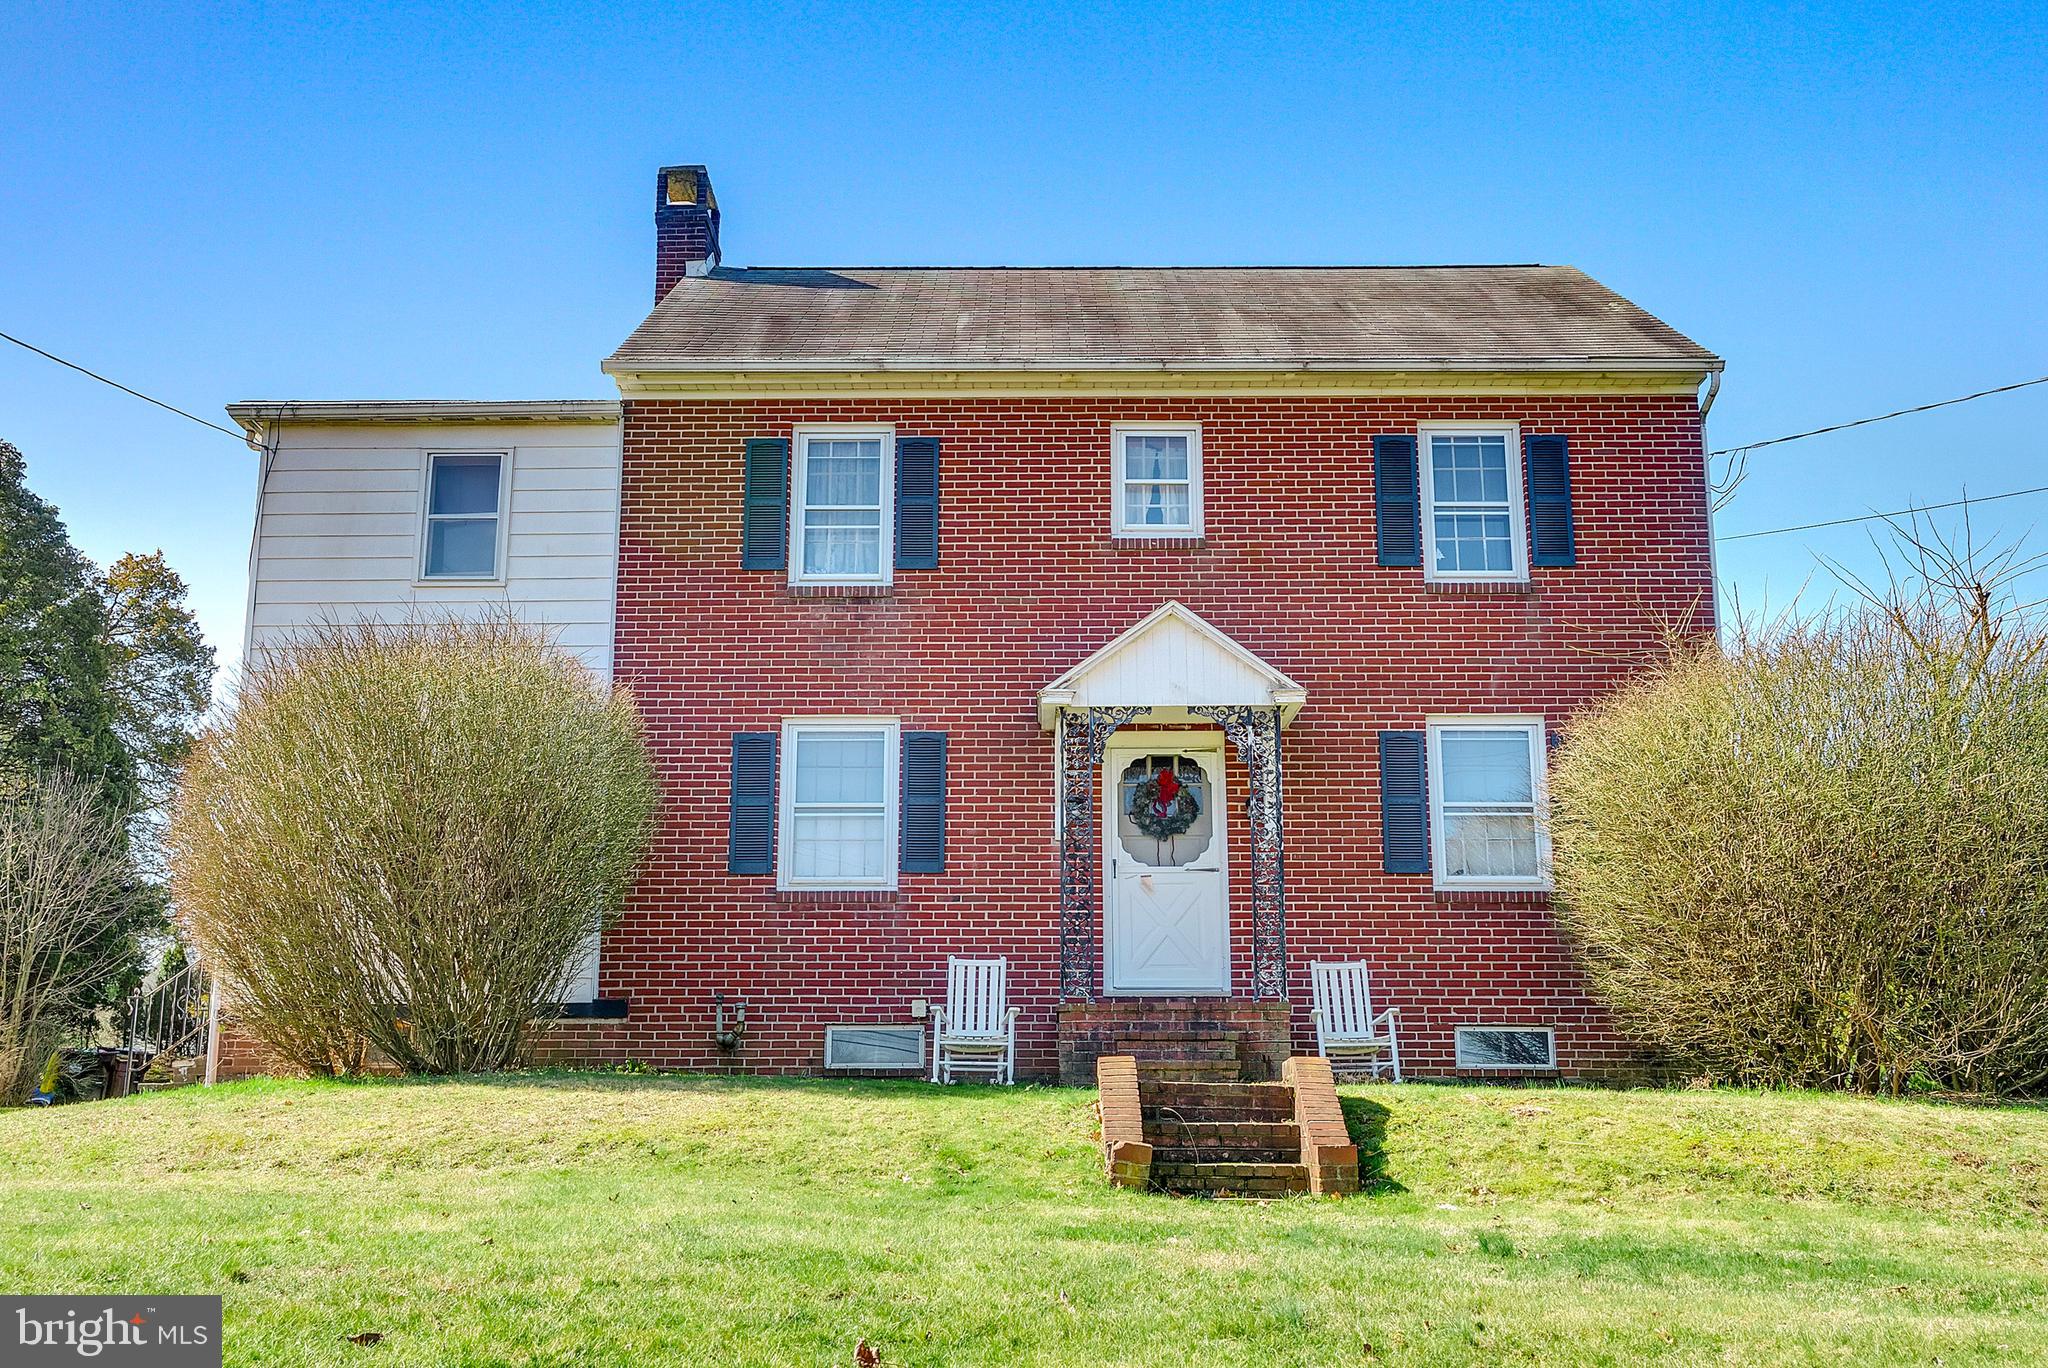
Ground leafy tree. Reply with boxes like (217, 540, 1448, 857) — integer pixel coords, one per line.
(102, 551, 215, 814)
(0, 441, 131, 811)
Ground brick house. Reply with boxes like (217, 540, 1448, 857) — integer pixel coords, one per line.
(219, 164, 1721, 1085)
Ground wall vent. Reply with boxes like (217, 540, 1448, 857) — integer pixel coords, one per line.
(824, 1025, 926, 1071)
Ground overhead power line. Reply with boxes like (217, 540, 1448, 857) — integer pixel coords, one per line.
(1710, 373, 2048, 458)
(0, 328, 250, 444)
(1719, 482, 2048, 541)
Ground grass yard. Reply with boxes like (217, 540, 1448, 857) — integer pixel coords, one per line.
(2, 1074, 2045, 1366)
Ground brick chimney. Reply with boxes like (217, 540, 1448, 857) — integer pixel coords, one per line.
(654, 165, 720, 302)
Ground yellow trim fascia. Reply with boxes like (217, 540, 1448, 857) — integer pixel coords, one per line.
(606, 369, 1710, 399)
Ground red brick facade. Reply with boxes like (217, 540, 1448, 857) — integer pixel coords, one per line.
(561, 390, 1712, 1082)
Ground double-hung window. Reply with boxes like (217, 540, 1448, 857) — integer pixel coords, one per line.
(1112, 424, 1202, 538)
(778, 719, 901, 889)
(1419, 425, 1525, 582)
(791, 428, 893, 585)
(421, 452, 507, 580)
(1427, 719, 1548, 889)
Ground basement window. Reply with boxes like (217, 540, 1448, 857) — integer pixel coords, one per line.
(824, 1025, 926, 1070)
(1455, 1026, 1557, 1070)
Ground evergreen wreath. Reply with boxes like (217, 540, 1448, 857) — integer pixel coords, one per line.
(1129, 762, 1201, 840)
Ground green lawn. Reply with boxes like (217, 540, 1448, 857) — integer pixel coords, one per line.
(2, 1074, 2044, 1366)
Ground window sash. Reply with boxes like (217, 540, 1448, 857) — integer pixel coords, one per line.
(1112, 425, 1202, 536)
(1428, 720, 1548, 889)
(421, 454, 504, 579)
(1418, 428, 1525, 581)
(778, 720, 899, 889)
(791, 431, 893, 584)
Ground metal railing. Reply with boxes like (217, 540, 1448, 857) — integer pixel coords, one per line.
(117, 959, 212, 1097)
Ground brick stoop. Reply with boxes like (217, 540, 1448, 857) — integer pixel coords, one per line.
(1059, 998, 1292, 1085)
(1098, 1056, 1361, 1198)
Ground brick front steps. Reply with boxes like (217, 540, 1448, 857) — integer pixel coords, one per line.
(1097, 1055, 1360, 1198)
(1058, 998, 1292, 1085)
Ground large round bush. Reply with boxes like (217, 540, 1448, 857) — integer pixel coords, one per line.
(171, 619, 658, 1075)
(1551, 600, 2048, 1095)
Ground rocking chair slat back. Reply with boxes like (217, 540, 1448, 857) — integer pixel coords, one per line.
(948, 956, 1009, 1037)
(1312, 961, 1379, 1039)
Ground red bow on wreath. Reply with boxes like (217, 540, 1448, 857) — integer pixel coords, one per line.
(1151, 766, 1180, 817)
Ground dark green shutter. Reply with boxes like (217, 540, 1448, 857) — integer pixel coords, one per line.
(741, 439, 788, 570)
(1525, 434, 1576, 566)
(728, 732, 777, 874)
(1374, 435, 1422, 567)
(1379, 730, 1429, 874)
(895, 436, 940, 569)
(900, 731, 947, 872)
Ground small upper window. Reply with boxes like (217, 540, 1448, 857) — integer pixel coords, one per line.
(792, 429, 893, 584)
(1420, 428, 1525, 581)
(422, 453, 504, 579)
(1428, 719, 1548, 888)
(1113, 425, 1202, 538)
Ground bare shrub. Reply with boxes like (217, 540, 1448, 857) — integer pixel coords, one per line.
(1551, 530, 2048, 1094)
(170, 619, 658, 1075)
(0, 769, 136, 1100)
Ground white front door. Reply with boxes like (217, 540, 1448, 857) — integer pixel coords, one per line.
(1105, 742, 1229, 994)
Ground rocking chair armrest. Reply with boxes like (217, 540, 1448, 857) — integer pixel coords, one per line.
(929, 1007, 946, 1032)
(1310, 1006, 1327, 1026)
(1370, 1006, 1400, 1030)
(1004, 1005, 1022, 1022)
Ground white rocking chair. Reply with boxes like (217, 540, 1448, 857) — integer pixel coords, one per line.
(930, 956, 1022, 1085)
(1310, 961, 1403, 1082)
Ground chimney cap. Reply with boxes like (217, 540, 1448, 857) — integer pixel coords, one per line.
(660, 164, 715, 211)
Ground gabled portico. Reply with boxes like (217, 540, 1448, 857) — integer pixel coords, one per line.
(1038, 603, 1304, 1079)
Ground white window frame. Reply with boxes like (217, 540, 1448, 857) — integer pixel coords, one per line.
(789, 425, 895, 586)
(1426, 716, 1550, 891)
(1418, 422, 1526, 583)
(776, 717, 901, 891)
(418, 449, 512, 584)
(1455, 1025, 1558, 1070)
(1111, 423, 1204, 539)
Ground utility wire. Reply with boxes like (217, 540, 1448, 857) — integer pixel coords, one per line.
(0, 328, 251, 444)
(1719, 483, 2048, 541)
(1710, 373, 2048, 457)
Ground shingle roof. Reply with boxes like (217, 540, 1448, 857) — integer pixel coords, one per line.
(606, 265, 1718, 372)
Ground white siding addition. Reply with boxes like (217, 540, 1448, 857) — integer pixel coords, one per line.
(234, 402, 622, 679)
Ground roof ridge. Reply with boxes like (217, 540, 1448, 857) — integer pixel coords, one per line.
(726, 263, 1559, 272)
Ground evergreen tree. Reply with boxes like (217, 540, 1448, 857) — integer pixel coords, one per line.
(0, 439, 133, 811)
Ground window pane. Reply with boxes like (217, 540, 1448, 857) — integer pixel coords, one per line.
(794, 732, 885, 803)
(1433, 512, 1515, 573)
(1124, 482, 1191, 527)
(802, 516, 881, 576)
(1443, 811, 1539, 878)
(1429, 435, 1508, 505)
(1440, 730, 1534, 804)
(424, 518, 497, 576)
(791, 812, 886, 879)
(1123, 434, 1189, 482)
(429, 455, 502, 515)
(804, 439, 882, 505)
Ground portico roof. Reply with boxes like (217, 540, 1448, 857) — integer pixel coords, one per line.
(1036, 602, 1306, 730)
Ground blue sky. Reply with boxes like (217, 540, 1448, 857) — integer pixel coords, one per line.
(3, 2, 2044, 666)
